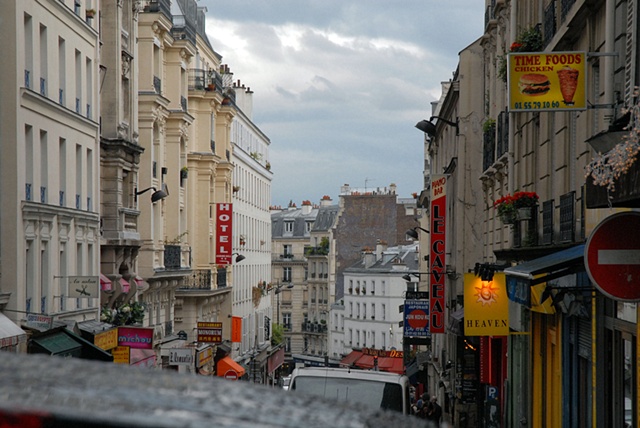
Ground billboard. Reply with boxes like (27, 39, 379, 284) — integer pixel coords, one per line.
(508, 52, 586, 112)
(403, 299, 430, 337)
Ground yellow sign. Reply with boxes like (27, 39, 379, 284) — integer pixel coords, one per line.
(529, 274, 556, 314)
(94, 328, 118, 350)
(508, 52, 586, 111)
(112, 346, 130, 365)
(464, 273, 509, 336)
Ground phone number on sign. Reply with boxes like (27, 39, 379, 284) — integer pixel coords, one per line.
(513, 100, 560, 110)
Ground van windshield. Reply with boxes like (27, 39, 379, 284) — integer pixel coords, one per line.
(290, 376, 404, 413)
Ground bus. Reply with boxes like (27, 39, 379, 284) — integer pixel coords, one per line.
(288, 367, 411, 415)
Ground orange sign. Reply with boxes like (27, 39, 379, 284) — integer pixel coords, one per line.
(508, 52, 586, 111)
(231, 316, 242, 343)
(112, 346, 130, 365)
(464, 273, 509, 336)
(94, 328, 118, 351)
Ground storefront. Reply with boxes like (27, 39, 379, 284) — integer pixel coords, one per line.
(28, 326, 113, 361)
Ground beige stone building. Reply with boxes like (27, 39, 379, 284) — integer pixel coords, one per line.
(0, 0, 102, 332)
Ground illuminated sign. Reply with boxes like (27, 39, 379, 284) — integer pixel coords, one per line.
(508, 52, 586, 111)
(464, 273, 509, 336)
(429, 175, 447, 334)
(197, 321, 222, 343)
(215, 203, 233, 265)
(117, 326, 154, 349)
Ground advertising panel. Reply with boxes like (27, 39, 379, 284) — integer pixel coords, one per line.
(112, 346, 130, 365)
(117, 326, 154, 349)
(168, 348, 194, 366)
(464, 273, 509, 336)
(67, 276, 100, 298)
(508, 52, 586, 111)
(403, 299, 430, 337)
(215, 203, 233, 265)
(94, 328, 118, 351)
(430, 175, 447, 334)
(197, 321, 222, 343)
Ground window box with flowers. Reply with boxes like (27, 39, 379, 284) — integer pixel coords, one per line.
(497, 26, 544, 82)
(494, 191, 539, 224)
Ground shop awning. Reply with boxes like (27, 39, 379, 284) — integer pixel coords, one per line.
(119, 278, 131, 293)
(29, 329, 113, 361)
(504, 244, 585, 286)
(354, 354, 375, 369)
(100, 274, 113, 292)
(340, 350, 363, 367)
(131, 348, 156, 367)
(217, 356, 246, 379)
(377, 357, 404, 374)
(0, 312, 27, 349)
(133, 275, 149, 293)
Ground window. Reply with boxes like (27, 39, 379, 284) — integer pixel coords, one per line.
(284, 221, 293, 233)
(283, 313, 291, 330)
(283, 267, 292, 282)
(283, 244, 292, 258)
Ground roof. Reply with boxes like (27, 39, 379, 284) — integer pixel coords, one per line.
(271, 207, 319, 238)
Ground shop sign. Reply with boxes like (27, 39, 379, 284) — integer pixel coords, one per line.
(464, 273, 509, 336)
(67, 276, 99, 298)
(112, 346, 130, 365)
(231, 316, 242, 343)
(508, 52, 586, 111)
(26, 314, 53, 330)
(215, 203, 233, 265)
(94, 328, 118, 351)
(197, 347, 213, 367)
(197, 322, 222, 343)
(169, 348, 194, 366)
(403, 300, 430, 337)
(361, 348, 403, 358)
(430, 174, 447, 334)
(117, 326, 154, 349)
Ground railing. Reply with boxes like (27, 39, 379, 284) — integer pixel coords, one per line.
(25, 183, 32, 201)
(180, 96, 187, 111)
(559, 192, 575, 243)
(544, 2, 556, 46)
(180, 269, 212, 290)
(560, 0, 576, 22)
(164, 245, 182, 269)
(145, 0, 172, 20)
(165, 320, 173, 336)
(482, 126, 496, 172)
(216, 267, 227, 288)
(497, 110, 509, 158)
(188, 68, 223, 92)
(40, 186, 47, 204)
(171, 14, 197, 45)
(40, 78, 46, 96)
(542, 200, 554, 245)
(24, 69, 31, 89)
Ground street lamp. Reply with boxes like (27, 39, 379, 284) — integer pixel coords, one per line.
(406, 226, 429, 240)
(415, 116, 459, 138)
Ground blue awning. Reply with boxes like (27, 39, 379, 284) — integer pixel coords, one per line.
(504, 244, 585, 284)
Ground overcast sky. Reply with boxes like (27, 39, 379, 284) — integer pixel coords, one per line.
(202, 1, 485, 208)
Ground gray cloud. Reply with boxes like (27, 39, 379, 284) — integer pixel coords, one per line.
(202, 0, 484, 206)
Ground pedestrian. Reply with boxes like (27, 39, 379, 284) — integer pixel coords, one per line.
(425, 395, 442, 425)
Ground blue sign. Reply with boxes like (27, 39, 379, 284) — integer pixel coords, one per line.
(403, 300, 430, 337)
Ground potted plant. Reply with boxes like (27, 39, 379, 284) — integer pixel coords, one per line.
(494, 191, 539, 224)
(180, 166, 188, 179)
(85, 8, 96, 19)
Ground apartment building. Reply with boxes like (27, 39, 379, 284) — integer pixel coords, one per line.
(0, 0, 102, 351)
(419, 0, 639, 426)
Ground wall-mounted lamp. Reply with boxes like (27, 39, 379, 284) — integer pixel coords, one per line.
(232, 252, 246, 263)
(473, 262, 510, 281)
(135, 185, 168, 203)
(406, 226, 429, 240)
(415, 116, 459, 138)
(402, 270, 455, 282)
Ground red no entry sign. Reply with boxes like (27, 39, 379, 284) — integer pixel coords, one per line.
(585, 212, 640, 301)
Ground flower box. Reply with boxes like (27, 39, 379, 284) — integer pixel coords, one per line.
(494, 191, 539, 224)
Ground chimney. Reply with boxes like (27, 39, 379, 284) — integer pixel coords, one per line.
(320, 195, 332, 206)
(363, 249, 376, 268)
(301, 200, 312, 215)
(375, 239, 388, 260)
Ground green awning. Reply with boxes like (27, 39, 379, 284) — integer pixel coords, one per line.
(31, 332, 82, 357)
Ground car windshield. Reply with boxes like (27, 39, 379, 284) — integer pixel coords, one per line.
(291, 376, 404, 413)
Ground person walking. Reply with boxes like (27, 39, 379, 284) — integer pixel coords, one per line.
(425, 396, 442, 425)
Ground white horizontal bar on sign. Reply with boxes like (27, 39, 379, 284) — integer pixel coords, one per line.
(598, 250, 640, 265)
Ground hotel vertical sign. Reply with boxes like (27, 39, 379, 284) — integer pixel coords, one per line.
(430, 175, 447, 334)
(215, 203, 233, 265)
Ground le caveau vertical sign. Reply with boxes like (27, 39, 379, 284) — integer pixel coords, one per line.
(430, 175, 447, 334)
(215, 203, 233, 265)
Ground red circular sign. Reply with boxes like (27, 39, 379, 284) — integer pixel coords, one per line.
(585, 212, 640, 301)
(224, 370, 238, 380)
(406, 309, 428, 330)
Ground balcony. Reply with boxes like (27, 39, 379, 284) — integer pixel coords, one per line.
(179, 269, 212, 290)
(586, 160, 640, 208)
(163, 245, 182, 269)
(188, 68, 223, 92)
(171, 14, 197, 46)
(145, 0, 171, 20)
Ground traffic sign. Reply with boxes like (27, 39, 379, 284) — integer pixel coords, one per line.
(585, 212, 640, 301)
(224, 370, 239, 380)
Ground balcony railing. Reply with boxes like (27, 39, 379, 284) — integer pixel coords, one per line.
(171, 14, 197, 45)
(164, 245, 182, 269)
(145, 0, 172, 20)
(559, 192, 575, 243)
(180, 96, 187, 112)
(482, 126, 496, 172)
(180, 269, 212, 290)
(216, 267, 227, 288)
(153, 75, 161, 94)
(560, 0, 576, 22)
(188, 68, 223, 92)
(544, 2, 556, 46)
(497, 110, 509, 158)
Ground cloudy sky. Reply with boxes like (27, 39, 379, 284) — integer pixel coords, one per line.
(202, 0, 485, 208)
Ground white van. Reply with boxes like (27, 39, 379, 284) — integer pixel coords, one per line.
(288, 367, 411, 415)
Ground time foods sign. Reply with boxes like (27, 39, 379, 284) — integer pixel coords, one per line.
(508, 52, 586, 112)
